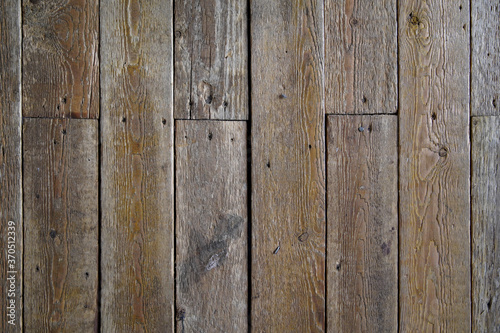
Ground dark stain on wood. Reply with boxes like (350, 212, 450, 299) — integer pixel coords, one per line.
(179, 214, 244, 294)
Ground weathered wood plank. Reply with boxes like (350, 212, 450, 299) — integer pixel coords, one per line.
(23, 119, 98, 332)
(399, 0, 471, 331)
(175, 120, 247, 331)
(327, 115, 397, 332)
(0, 1, 22, 331)
(22, 0, 99, 118)
(472, 2, 500, 116)
(324, 0, 397, 114)
(472, 116, 500, 331)
(100, 0, 174, 331)
(251, 1, 326, 331)
(174, 0, 248, 120)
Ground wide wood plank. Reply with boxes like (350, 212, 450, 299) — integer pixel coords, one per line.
(0, 1, 22, 331)
(472, 116, 500, 331)
(472, 2, 500, 116)
(327, 115, 397, 332)
(324, 0, 397, 114)
(23, 119, 98, 332)
(22, 0, 99, 118)
(251, 1, 326, 331)
(399, 0, 471, 331)
(175, 120, 247, 331)
(174, 0, 248, 119)
(100, 0, 174, 331)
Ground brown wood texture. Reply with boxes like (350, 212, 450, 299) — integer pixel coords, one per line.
(23, 119, 98, 332)
(251, 1, 326, 331)
(175, 120, 247, 332)
(0, 1, 22, 331)
(472, 116, 500, 332)
(399, 0, 471, 331)
(324, 0, 397, 114)
(327, 115, 397, 332)
(174, 0, 248, 120)
(472, 2, 500, 116)
(22, 0, 99, 119)
(100, 0, 174, 331)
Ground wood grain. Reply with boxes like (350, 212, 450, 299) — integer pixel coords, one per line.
(399, 0, 471, 331)
(100, 0, 174, 331)
(472, 2, 500, 116)
(175, 120, 247, 332)
(22, 0, 99, 119)
(324, 0, 397, 114)
(327, 115, 397, 332)
(251, 1, 326, 331)
(0, 1, 22, 331)
(174, 0, 248, 120)
(23, 119, 98, 332)
(472, 116, 500, 332)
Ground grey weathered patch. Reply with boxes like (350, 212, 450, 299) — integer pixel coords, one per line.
(179, 213, 244, 293)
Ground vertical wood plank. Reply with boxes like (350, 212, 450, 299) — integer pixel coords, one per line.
(100, 0, 174, 331)
(399, 0, 471, 330)
(472, 2, 500, 116)
(472, 116, 500, 331)
(22, 0, 99, 119)
(327, 115, 397, 332)
(0, 0, 22, 331)
(251, 1, 326, 331)
(23, 119, 98, 332)
(324, 0, 397, 114)
(174, 0, 248, 120)
(175, 120, 247, 331)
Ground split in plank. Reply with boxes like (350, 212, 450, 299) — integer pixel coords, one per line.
(100, 0, 175, 331)
(472, 116, 500, 331)
(175, 120, 247, 332)
(327, 115, 397, 332)
(0, 0, 22, 330)
(398, 0, 471, 330)
(22, 0, 99, 118)
(174, 0, 248, 119)
(324, 0, 397, 114)
(251, 0, 326, 331)
(23, 119, 98, 331)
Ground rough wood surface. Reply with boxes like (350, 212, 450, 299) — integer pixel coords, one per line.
(174, 0, 247, 120)
(472, 2, 500, 116)
(175, 120, 247, 332)
(251, 1, 326, 331)
(472, 116, 500, 332)
(327, 115, 397, 332)
(399, 0, 471, 331)
(100, 0, 174, 331)
(22, 0, 99, 119)
(23, 119, 98, 332)
(324, 0, 397, 114)
(0, 1, 22, 331)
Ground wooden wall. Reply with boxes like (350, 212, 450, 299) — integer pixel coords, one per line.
(1, 0, 499, 332)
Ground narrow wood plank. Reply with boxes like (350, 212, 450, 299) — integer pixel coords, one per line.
(399, 0, 471, 331)
(472, 116, 500, 331)
(100, 0, 174, 331)
(22, 0, 99, 118)
(327, 115, 397, 332)
(251, 1, 326, 331)
(175, 120, 247, 331)
(23, 119, 98, 332)
(174, 0, 248, 120)
(324, 0, 397, 114)
(472, 2, 500, 116)
(0, 1, 22, 331)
